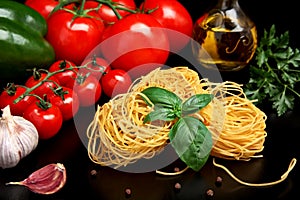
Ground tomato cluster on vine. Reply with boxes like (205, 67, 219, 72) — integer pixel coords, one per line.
(24, 0, 193, 77)
(0, 57, 132, 140)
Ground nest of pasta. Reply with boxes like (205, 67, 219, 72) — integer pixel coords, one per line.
(87, 67, 267, 169)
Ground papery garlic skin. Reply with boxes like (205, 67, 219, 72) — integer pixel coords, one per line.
(0, 105, 39, 169)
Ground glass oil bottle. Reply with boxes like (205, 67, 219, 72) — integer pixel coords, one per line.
(192, 0, 257, 71)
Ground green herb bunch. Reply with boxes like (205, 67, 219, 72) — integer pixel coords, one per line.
(141, 87, 213, 171)
(244, 25, 300, 116)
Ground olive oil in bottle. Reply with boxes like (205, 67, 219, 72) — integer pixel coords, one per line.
(192, 0, 257, 71)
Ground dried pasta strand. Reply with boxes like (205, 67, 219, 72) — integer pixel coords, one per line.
(156, 166, 190, 176)
(213, 157, 297, 187)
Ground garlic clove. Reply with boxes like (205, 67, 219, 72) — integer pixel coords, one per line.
(6, 163, 67, 195)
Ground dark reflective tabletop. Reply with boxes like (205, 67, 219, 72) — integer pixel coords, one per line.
(1, 0, 299, 199)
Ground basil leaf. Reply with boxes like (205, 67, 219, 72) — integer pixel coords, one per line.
(169, 116, 213, 171)
(144, 107, 178, 123)
(182, 94, 213, 116)
(141, 87, 182, 108)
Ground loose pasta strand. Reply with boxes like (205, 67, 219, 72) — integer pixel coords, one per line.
(156, 166, 190, 176)
(213, 157, 297, 187)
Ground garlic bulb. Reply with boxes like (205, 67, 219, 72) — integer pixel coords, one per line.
(0, 105, 39, 169)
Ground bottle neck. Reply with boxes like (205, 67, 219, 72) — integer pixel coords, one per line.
(217, 0, 239, 9)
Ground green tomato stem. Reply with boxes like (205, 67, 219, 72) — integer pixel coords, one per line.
(13, 62, 91, 104)
(78, 0, 86, 15)
(94, 0, 137, 20)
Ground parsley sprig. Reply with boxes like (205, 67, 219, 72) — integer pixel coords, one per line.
(244, 24, 300, 116)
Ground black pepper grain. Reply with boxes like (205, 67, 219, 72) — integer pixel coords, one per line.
(90, 169, 97, 176)
(215, 176, 223, 187)
(206, 188, 214, 198)
(174, 167, 180, 172)
(174, 182, 181, 190)
(125, 188, 132, 198)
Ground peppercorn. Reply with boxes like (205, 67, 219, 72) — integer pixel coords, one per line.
(174, 167, 180, 172)
(215, 176, 223, 187)
(206, 188, 214, 198)
(174, 182, 181, 193)
(175, 182, 181, 189)
(90, 169, 97, 176)
(125, 188, 132, 198)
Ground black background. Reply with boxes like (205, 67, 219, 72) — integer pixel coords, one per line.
(1, 0, 300, 200)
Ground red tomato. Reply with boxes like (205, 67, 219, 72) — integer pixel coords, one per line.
(72, 75, 102, 107)
(23, 101, 63, 140)
(101, 69, 132, 97)
(80, 55, 111, 80)
(100, 13, 170, 78)
(46, 8, 105, 65)
(48, 59, 78, 88)
(48, 86, 80, 121)
(25, 72, 60, 98)
(0, 83, 35, 116)
(141, 0, 193, 52)
(85, 0, 137, 26)
(24, 0, 75, 19)
(24, 0, 58, 19)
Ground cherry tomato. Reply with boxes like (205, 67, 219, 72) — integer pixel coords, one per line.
(85, 0, 137, 26)
(101, 69, 132, 97)
(48, 86, 80, 121)
(80, 55, 111, 80)
(72, 74, 102, 107)
(24, 0, 75, 19)
(100, 13, 170, 78)
(46, 8, 105, 65)
(23, 101, 63, 140)
(25, 71, 60, 98)
(48, 59, 78, 88)
(141, 0, 193, 52)
(0, 83, 35, 116)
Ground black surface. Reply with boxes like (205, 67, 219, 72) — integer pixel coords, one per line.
(1, 0, 300, 199)
(1, 105, 299, 200)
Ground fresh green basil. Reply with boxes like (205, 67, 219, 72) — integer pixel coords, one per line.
(143, 106, 178, 123)
(169, 117, 212, 171)
(141, 87, 182, 108)
(181, 94, 213, 116)
(140, 86, 213, 171)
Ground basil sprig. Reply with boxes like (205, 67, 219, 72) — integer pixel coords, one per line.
(141, 87, 213, 171)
